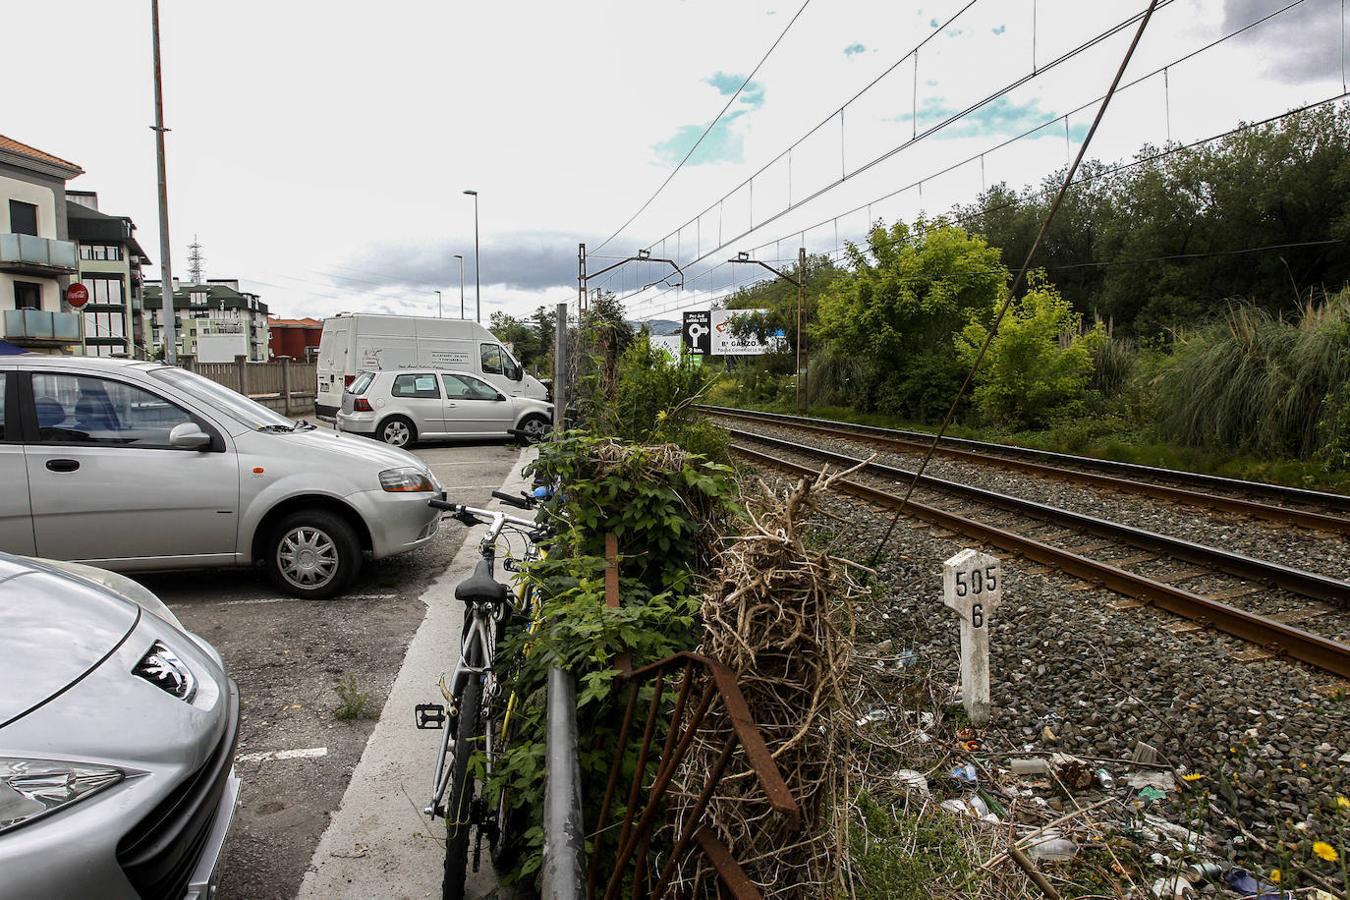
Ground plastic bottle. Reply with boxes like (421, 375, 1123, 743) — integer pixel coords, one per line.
(1025, 837, 1079, 862)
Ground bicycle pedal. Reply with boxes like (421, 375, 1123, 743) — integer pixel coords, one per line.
(414, 703, 446, 729)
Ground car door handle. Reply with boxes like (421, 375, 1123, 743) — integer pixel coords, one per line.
(46, 459, 80, 473)
(447, 402, 457, 407)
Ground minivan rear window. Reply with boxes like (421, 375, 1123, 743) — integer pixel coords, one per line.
(349, 372, 374, 395)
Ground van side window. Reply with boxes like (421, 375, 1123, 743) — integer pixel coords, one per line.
(392, 374, 440, 399)
(480, 343, 505, 376)
(0, 373, 6, 440)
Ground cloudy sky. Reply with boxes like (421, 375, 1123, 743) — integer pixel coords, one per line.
(7, 0, 1346, 324)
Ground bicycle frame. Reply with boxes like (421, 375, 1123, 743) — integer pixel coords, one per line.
(425, 503, 546, 818)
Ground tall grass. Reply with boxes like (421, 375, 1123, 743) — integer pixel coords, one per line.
(1155, 290, 1350, 458)
(808, 343, 872, 408)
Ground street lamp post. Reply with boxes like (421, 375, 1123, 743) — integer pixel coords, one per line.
(454, 254, 465, 319)
(728, 248, 808, 412)
(149, 0, 176, 364)
(435, 290, 442, 319)
(463, 190, 480, 323)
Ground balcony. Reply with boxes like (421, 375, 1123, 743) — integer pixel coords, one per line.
(0, 233, 78, 276)
(2, 309, 81, 346)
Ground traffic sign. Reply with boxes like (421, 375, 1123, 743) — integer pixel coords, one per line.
(66, 283, 89, 309)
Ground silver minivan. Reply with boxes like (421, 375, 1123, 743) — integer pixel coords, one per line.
(0, 355, 443, 599)
(335, 369, 553, 447)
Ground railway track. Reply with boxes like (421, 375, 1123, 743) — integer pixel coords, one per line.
(700, 405, 1350, 531)
(726, 431, 1350, 681)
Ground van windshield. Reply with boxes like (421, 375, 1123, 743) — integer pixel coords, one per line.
(148, 366, 295, 430)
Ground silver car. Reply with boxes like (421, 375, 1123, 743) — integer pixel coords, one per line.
(0, 355, 443, 599)
(0, 552, 240, 900)
(335, 369, 553, 448)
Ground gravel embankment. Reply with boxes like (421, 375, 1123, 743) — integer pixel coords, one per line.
(717, 418, 1350, 577)
(740, 462, 1350, 894)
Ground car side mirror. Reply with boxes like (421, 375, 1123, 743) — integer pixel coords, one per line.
(169, 422, 212, 450)
(510, 363, 523, 381)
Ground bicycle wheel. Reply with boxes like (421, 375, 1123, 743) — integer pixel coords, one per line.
(442, 642, 483, 900)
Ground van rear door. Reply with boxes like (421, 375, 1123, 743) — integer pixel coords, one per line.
(317, 318, 353, 418)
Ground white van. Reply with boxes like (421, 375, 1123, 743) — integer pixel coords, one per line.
(316, 313, 548, 419)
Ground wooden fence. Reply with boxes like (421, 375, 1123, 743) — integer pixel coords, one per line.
(182, 356, 318, 415)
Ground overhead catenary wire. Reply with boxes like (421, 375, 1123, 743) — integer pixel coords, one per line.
(628, 88, 1350, 319)
(635, 0, 1178, 268)
(867, 0, 1162, 566)
(621, 0, 1311, 314)
(591, 0, 813, 255)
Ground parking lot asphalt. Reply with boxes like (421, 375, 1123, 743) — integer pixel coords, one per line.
(136, 437, 528, 900)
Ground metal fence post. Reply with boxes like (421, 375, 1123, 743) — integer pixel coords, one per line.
(281, 357, 293, 415)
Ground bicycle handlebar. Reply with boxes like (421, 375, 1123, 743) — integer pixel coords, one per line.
(491, 490, 535, 510)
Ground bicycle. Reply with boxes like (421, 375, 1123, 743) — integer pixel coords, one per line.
(418, 488, 549, 900)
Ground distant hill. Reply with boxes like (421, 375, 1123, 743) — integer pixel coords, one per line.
(627, 318, 682, 335)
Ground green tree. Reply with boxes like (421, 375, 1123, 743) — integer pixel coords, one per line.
(814, 219, 1008, 419)
(959, 274, 1103, 429)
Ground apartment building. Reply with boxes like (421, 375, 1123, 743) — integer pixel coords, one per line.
(144, 278, 271, 362)
(0, 135, 83, 353)
(66, 191, 152, 358)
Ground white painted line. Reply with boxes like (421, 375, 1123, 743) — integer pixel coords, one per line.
(236, 746, 328, 764)
(209, 593, 398, 607)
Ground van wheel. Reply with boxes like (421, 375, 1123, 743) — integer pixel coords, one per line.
(518, 414, 551, 443)
(379, 416, 416, 448)
(266, 509, 362, 600)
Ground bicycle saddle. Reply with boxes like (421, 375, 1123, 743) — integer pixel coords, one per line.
(455, 559, 508, 604)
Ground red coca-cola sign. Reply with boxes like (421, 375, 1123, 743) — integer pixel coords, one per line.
(66, 283, 90, 309)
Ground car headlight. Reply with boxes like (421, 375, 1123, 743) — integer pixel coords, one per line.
(0, 758, 123, 834)
(379, 467, 436, 493)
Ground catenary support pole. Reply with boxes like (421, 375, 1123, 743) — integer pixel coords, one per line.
(797, 246, 807, 413)
(150, 0, 176, 364)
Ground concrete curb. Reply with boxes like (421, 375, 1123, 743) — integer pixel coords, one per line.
(298, 448, 539, 900)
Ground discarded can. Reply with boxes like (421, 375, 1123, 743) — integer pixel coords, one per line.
(1183, 862, 1224, 884)
(1096, 767, 1115, 790)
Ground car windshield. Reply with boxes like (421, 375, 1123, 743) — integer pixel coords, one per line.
(148, 366, 295, 430)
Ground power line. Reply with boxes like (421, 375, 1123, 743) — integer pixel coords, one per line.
(626, 86, 1350, 318)
(633, 0, 1176, 265)
(633, 235, 1348, 321)
(591, 0, 813, 255)
(626, 0, 1311, 310)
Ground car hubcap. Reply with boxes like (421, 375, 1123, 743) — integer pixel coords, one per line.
(384, 421, 409, 446)
(278, 526, 339, 589)
(523, 418, 547, 440)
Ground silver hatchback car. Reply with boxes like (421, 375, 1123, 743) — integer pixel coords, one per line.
(335, 370, 553, 447)
(0, 355, 442, 599)
(0, 552, 240, 900)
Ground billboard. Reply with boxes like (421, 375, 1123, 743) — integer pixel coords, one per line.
(711, 309, 785, 356)
(651, 335, 682, 361)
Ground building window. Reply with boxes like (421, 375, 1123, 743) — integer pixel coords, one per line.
(8, 201, 38, 236)
(83, 311, 126, 338)
(190, 291, 208, 307)
(78, 243, 123, 261)
(13, 282, 41, 310)
(86, 276, 125, 307)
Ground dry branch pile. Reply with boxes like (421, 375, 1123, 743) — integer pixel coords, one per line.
(670, 465, 870, 898)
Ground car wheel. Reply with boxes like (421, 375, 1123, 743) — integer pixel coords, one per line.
(379, 416, 416, 448)
(518, 414, 551, 443)
(266, 509, 362, 600)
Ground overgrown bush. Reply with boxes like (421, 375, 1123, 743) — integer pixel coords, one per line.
(960, 275, 1104, 429)
(491, 434, 737, 883)
(586, 333, 730, 463)
(1154, 291, 1350, 458)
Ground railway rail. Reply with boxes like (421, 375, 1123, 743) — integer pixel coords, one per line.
(700, 405, 1350, 528)
(725, 432, 1350, 681)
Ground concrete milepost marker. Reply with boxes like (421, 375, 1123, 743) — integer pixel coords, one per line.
(942, 548, 1002, 727)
